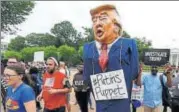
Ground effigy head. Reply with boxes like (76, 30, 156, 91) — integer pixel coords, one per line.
(90, 4, 123, 44)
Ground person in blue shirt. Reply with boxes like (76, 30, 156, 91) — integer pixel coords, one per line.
(3, 63, 36, 112)
(136, 66, 172, 112)
(83, 4, 139, 112)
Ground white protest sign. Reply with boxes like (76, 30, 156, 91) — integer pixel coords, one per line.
(90, 69, 128, 101)
(131, 86, 144, 101)
(34, 51, 44, 62)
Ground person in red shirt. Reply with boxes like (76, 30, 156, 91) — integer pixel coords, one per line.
(37, 57, 71, 112)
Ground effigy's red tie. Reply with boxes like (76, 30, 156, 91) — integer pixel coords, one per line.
(98, 43, 108, 72)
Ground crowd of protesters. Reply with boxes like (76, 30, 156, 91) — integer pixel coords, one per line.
(1, 56, 179, 112)
(1, 57, 95, 112)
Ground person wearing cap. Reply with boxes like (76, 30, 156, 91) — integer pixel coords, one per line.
(3, 62, 36, 112)
(136, 66, 172, 112)
(37, 57, 71, 112)
(83, 4, 139, 112)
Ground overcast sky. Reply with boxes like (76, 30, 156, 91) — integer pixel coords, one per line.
(3, 1, 179, 49)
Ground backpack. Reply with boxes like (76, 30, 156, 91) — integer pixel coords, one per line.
(31, 73, 42, 95)
(160, 74, 172, 108)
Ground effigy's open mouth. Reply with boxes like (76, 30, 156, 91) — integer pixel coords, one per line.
(96, 29, 104, 38)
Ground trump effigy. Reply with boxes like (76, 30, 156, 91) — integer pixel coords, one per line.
(83, 4, 140, 112)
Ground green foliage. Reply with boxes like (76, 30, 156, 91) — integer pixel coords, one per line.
(43, 46, 58, 60)
(51, 21, 81, 48)
(8, 36, 26, 51)
(57, 45, 78, 66)
(4, 51, 22, 60)
(122, 31, 131, 38)
(78, 46, 83, 58)
(1, 1, 35, 34)
(25, 33, 58, 47)
(82, 27, 94, 42)
(135, 37, 152, 61)
(7, 33, 58, 51)
(21, 47, 44, 62)
(3, 16, 153, 65)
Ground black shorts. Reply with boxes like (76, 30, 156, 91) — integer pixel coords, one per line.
(43, 106, 65, 112)
(171, 97, 179, 112)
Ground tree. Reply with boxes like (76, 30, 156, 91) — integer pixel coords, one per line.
(43, 46, 58, 60)
(4, 51, 22, 60)
(135, 37, 152, 61)
(25, 33, 58, 47)
(78, 46, 83, 58)
(21, 47, 44, 62)
(57, 45, 78, 66)
(1, 1, 35, 35)
(82, 27, 94, 42)
(8, 36, 26, 51)
(51, 21, 81, 48)
(122, 31, 131, 38)
(20, 46, 58, 62)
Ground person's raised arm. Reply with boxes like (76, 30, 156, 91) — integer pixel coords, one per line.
(135, 64, 143, 86)
(165, 67, 172, 87)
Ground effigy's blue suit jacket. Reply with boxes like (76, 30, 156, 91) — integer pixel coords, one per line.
(83, 37, 139, 112)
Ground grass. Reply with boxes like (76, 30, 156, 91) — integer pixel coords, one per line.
(142, 65, 165, 73)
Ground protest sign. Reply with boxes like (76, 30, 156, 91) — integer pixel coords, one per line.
(143, 49, 170, 66)
(34, 51, 44, 62)
(131, 86, 144, 101)
(90, 70, 128, 101)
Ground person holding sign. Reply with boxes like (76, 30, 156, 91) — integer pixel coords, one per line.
(83, 4, 139, 112)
